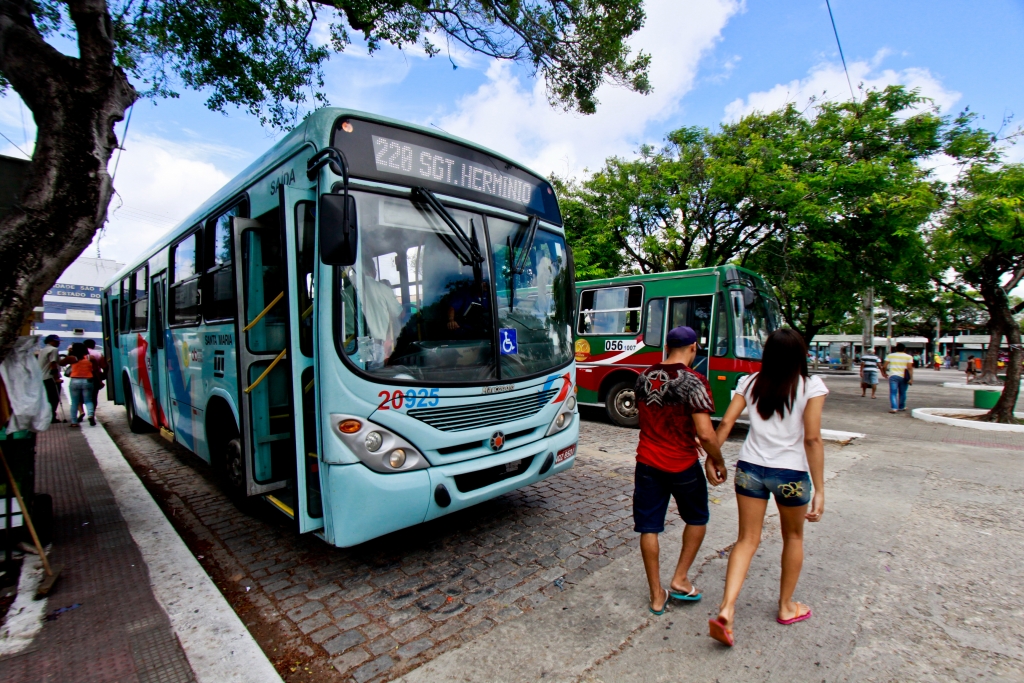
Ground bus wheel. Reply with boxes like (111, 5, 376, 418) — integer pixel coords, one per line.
(123, 378, 149, 433)
(224, 437, 245, 493)
(606, 381, 639, 427)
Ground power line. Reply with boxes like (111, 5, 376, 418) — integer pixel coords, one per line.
(825, 0, 856, 102)
(111, 103, 134, 183)
(0, 128, 30, 159)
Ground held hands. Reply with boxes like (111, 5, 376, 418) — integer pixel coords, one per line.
(806, 490, 825, 522)
(704, 456, 728, 486)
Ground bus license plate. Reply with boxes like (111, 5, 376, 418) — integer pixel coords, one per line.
(556, 444, 576, 463)
(505, 459, 522, 473)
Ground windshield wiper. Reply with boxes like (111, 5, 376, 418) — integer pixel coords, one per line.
(412, 187, 484, 266)
(511, 215, 539, 274)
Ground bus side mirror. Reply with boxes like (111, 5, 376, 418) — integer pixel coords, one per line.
(743, 286, 757, 308)
(319, 193, 357, 266)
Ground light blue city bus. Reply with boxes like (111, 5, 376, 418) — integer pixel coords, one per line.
(100, 109, 579, 547)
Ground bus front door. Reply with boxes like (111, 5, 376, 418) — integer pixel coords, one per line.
(233, 216, 294, 502)
(667, 295, 713, 377)
(281, 185, 323, 533)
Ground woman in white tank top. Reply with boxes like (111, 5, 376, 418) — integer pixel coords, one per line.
(707, 328, 827, 647)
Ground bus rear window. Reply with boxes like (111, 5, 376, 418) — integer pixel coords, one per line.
(577, 285, 642, 335)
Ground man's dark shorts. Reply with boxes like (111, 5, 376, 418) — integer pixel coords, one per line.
(633, 461, 709, 533)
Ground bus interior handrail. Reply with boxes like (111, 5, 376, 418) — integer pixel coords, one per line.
(242, 292, 285, 333)
(244, 348, 288, 395)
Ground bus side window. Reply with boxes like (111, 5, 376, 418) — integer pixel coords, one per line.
(577, 285, 643, 335)
(206, 202, 245, 321)
(643, 298, 665, 347)
(120, 278, 131, 334)
(131, 267, 149, 331)
(713, 298, 729, 356)
(170, 229, 202, 326)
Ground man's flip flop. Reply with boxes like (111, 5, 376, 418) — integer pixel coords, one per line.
(776, 607, 812, 625)
(649, 588, 669, 616)
(669, 585, 702, 601)
(708, 617, 734, 646)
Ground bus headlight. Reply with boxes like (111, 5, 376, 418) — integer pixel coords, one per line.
(389, 449, 407, 468)
(330, 414, 427, 473)
(365, 431, 383, 452)
(545, 394, 578, 436)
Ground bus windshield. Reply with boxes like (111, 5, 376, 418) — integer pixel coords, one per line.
(730, 287, 781, 360)
(336, 191, 572, 383)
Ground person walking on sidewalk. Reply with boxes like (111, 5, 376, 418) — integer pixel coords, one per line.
(708, 328, 828, 647)
(859, 350, 881, 399)
(632, 326, 727, 616)
(83, 339, 107, 410)
(61, 342, 98, 427)
(882, 343, 914, 413)
(37, 334, 62, 422)
(965, 355, 978, 383)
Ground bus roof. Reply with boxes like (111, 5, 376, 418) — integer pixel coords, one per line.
(105, 107, 554, 288)
(575, 265, 769, 289)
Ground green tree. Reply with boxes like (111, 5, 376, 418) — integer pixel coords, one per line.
(0, 0, 651, 364)
(932, 114, 1024, 423)
(562, 86, 942, 342)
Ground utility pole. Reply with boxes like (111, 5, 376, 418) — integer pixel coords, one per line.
(862, 288, 874, 357)
(886, 306, 893, 357)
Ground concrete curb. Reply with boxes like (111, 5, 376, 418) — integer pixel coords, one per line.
(82, 421, 283, 683)
(911, 408, 1024, 433)
(942, 382, 1021, 390)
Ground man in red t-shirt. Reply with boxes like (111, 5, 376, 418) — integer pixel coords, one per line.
(633, 326, 727, 615)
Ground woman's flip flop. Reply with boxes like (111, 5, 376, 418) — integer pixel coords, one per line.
(669, 585, 702, 602)
(649, 588, 669, 616)
(708, 617, 734, 646)
(776, 607, 812, 625)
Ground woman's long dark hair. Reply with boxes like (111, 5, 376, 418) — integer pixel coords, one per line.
(749, 328, 808, 420)
(70, 342, 87, 360)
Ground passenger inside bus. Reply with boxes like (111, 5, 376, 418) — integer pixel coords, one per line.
(447, 278, 491, 333)
(359, 256, 403, 367)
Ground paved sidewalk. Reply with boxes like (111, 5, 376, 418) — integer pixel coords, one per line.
(0, 423, 195, 682)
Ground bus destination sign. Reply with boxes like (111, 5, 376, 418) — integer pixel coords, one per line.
(371, 135, 540, 208)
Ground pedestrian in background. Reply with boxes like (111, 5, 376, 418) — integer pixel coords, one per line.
(37, 334, 62, 422)
(933, 352, 942, 371)
(882, 343, 914, 413)
(83, 339, 107, 412)
(632, 326, 727, 615)
(709, 328, 827, 646)
(61, 342, 97, 427)
(859, 350, 881, 399)
(965, 355, 978, 383)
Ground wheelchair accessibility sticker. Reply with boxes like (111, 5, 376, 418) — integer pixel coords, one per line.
(499, 328, 518, 355)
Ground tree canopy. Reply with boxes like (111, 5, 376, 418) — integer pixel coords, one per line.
(561, 85, 943, 341)
(0, 0, 652, 365)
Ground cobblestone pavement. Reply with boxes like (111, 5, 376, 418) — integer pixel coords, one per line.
(99, 402, 675, 683)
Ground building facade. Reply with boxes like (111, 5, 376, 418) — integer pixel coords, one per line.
(33, 257, 125, 349)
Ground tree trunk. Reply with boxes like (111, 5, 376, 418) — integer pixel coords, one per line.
(0, 0, 136, 365)
(975, 317, 1003, 385)
(979, 282, 1021, 424)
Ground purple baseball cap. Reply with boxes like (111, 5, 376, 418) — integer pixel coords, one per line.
(666, 326, 699, 348)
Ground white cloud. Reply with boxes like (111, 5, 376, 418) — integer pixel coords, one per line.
(723, 50, 962, 122)
(95, 133, 236, 264)
(433, 0, 744, 177)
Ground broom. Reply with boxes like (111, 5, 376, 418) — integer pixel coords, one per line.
(0, 444, 62, 596)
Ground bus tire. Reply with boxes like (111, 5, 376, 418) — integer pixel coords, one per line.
(123, 377, 150, 433)
(605, 381, 640, 427)
(224, 437, 245, 494)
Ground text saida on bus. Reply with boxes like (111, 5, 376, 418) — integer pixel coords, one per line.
(100, 109, 579, 547)
(573, 266, 781, 425)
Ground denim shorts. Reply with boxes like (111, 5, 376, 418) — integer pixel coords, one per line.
(862, 369, 878, 385)
(734, 460, 812, 507)
(633, 461, 709, 532)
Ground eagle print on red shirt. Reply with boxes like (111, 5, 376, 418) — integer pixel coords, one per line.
(633, 363, 715, 473)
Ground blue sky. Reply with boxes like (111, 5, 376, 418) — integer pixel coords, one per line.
(1, 0, 1022, 266)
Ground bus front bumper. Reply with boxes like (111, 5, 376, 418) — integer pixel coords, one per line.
(324, 415, 579, 548)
